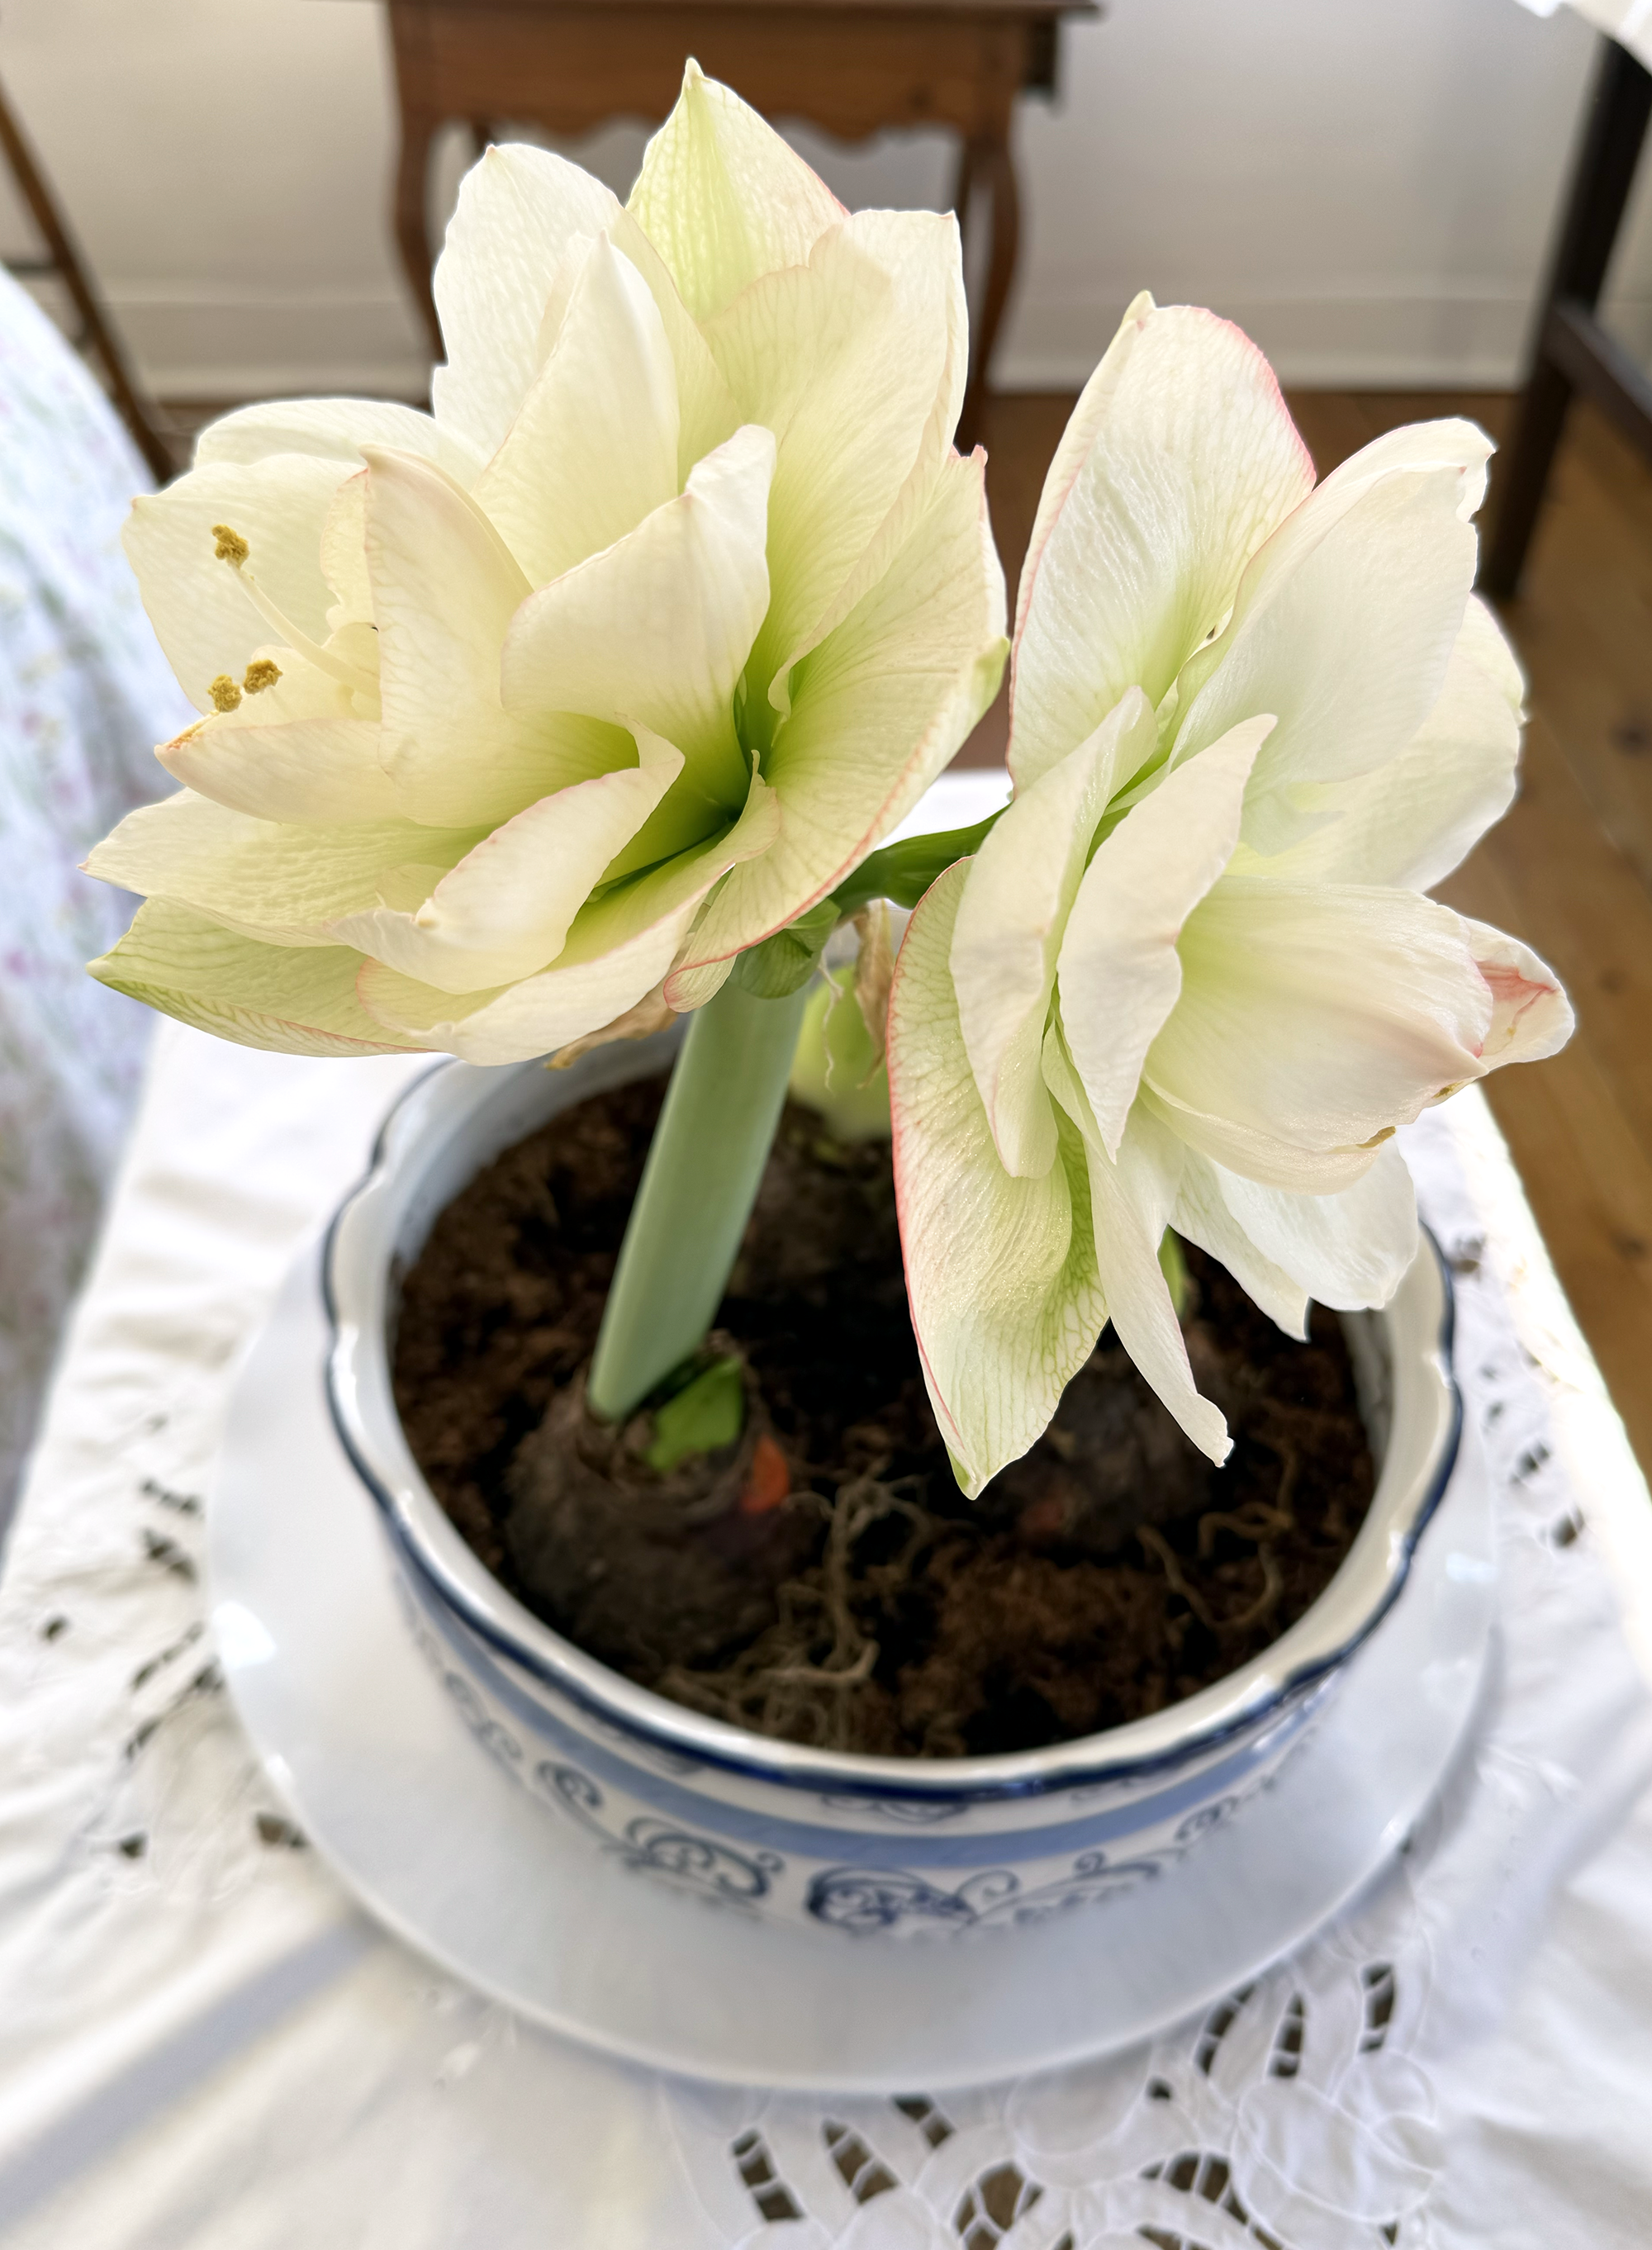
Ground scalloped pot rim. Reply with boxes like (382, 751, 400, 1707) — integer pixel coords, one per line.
(324, 1034, 1460, 1809)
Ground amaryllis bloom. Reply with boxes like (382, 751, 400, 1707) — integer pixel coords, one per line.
(85, 66, 1004, 1061)
(888, 295, 1572, 1491)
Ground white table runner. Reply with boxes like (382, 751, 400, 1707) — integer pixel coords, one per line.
(2, 1018, 1651, 2249)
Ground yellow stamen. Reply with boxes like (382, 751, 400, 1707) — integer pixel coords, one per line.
(243, 658, 282, 695)
(209, 523, 376, 699)
(208, 674, 243, 713)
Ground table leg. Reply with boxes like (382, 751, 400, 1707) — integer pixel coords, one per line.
(395, 109, 443, 360)
(957, 130, 1019, 454)
(1482, 36, 1652, 599)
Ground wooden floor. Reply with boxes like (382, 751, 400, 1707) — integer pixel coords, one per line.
(957, 389, 1652, 1480)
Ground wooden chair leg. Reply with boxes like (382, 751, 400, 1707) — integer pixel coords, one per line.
(395, 110, 444, 359)
(957, 130, 1019, 455)
(1482, 36, 1652, 599)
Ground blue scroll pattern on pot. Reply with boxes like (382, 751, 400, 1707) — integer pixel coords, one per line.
(806, 1849, 1170, 1935)
(536, 1762, 785, 1908)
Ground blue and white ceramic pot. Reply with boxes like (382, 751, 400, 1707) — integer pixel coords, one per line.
(325, 1032, 1460, 1941)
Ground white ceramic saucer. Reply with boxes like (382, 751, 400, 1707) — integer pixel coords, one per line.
(210, 1243, 1496, 2094)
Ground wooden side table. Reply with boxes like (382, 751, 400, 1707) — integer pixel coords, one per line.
(382, 0, 1095, 448)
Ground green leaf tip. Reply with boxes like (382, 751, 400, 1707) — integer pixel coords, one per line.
(734, 898, 839, 998)
(643, 1354, 746, 1471)
(1158, 1227, 1191, 1323)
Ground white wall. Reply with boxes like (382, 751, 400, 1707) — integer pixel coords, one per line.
(0, 0, 1648, 399)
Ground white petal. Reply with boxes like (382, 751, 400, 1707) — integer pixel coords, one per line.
(1146, 878, 1490, 1161)
(1044, 1035, 1230, 1464)
(952, 689, 1156, 1180)
(705, 209, 965, 703)
(626, 62, 843, 322)
(320, 470, 373, 622)
(1246, 596, 1521, 890)
(363, 445, 630, 828)
(608, 210, 743, 477)
(1009, 297, 1315, 790)
(192, 395, 480, 482)
(125, 458, 349, 713)
(887, 863, 1107, 1498)
(1213, 1142, 1419, 1311)
(1058, 714, 1270, 1160)
(1141, 1082, 1384, 1195)
(1460, 919, 1574, 1066)
(674, 447, 1006, 977)
(89, 900, 429, 1057)
(84, 790, 478, 948)
(500, 425, 774, 813)
(360, 773, 780, 1063)
(472, 234, 681, 586)
(326, 757, 681, 994)
(159, 677, 396, 825)
(1313, 415, 1493, 522)
(1172, 464, 1479, 852)
(1171, 1153, 1310, 1338)
(431, 143, 623, 463)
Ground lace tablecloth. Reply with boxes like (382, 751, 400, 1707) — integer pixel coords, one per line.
(2, 1019, 1651, 2249)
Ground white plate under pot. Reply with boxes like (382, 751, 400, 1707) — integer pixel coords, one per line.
(209, 1241, 1496, 2094)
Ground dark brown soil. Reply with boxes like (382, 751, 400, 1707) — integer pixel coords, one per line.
(392, 1072, 1375, 1759)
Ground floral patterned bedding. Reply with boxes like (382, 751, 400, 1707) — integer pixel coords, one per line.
(0, 268, 188, 1530)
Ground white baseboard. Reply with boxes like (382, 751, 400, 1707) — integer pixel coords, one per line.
(88, 282, 1652, 407)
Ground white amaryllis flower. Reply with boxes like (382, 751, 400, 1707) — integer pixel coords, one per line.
(85, 66, 1004, 1061)
(887, 295, 1572, 1491)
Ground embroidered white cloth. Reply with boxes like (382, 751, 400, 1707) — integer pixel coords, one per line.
(0, 268, 188, 1523)
(1515, 0, 1652, 72)
(2, 1018, 1651, 2250)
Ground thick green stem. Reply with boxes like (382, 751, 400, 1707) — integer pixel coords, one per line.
(586, 974, 809, 1421)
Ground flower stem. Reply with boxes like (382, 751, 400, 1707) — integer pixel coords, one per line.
(586, 974, 810, 1422)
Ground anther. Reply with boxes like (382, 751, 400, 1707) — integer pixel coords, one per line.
(211, 525, 249, 567)
(208, 674, 243, 713)
(243, 659, 282, 695)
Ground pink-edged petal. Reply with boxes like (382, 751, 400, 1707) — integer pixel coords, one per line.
(83, 789, 480, 948)
(88, 901, 430, 1058)
(1009, 295, 1314, 790)
(952, 689, 1156, 1180)
(159, 713, 394, 825)
(1058, 714, 1270, 1161)
(155, 643, 395, 823)
(887, 862, 1107, 1497)
(1043, 1035, 1231, 1464)
(1461, 920, 1574, 1067)
(1146, 878, 1491, 1164)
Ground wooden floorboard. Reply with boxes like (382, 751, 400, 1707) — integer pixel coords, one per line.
(957, 385, 1652, 1478)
